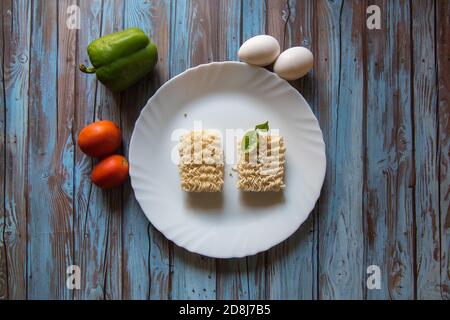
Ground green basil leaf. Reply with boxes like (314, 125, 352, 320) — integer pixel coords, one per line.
(255, 121, 269, 132)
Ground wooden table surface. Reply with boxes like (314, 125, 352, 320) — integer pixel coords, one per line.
(0, 0, 449, 300)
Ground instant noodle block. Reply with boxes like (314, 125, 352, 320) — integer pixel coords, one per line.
(178, 130, 224, 192)
(237, 134, 286, 192)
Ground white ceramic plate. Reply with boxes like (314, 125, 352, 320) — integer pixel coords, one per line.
(129, 61, 326, 258)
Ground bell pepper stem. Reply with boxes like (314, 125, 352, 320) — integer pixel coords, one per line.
(79, 64, 96, 74)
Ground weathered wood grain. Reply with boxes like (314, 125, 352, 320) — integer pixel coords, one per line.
(56, 0, 78, 300)
(0, 0, 7, 302)
(242, 0, 267, 39)
(288, 0, 318, 300)
(3, 0, 449, 300)
(27, 0, 74, 299)
(216, 259, 249, 300)
(217, 0, 241, 62)
(74, 0, 125, 300)
(121, 0, 171, 300)
(412, 0, 441, 300)
(316, 0, 365, 299)
(266, 0, 317, 300)
(73, 0, 104, 300)
(1, 0, 31, 300)
(364, 0, 414, 299)
(241, 0, 268, 300)
(170, 0, 217, 300)
(75, 1, 118, 299)
(93, 0, 123, 300)
(437, 0, 450, 300)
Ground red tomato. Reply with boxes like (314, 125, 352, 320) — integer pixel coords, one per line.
(91, 155, 129, 189)
(78, 120, 121, 157)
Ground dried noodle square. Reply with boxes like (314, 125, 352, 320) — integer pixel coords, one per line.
(178, 130, 224, 192)
(237, 134, 285, 192)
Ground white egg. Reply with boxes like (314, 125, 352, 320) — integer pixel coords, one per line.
(273, 47, 314, 80)
(238, 35, 280, 66)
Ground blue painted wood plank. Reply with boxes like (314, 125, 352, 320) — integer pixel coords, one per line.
(412, 0, 442, 300)
(121, 0, 171, 300)
(242, 0, 266, 40)
(316, 0, 365, 299)
(365, 0, 415, 299)
(0, 0, 7, 301)
(93, 0, 124, 300)
(74, 0, 125, 300)
(170, 0, 216, 300)
(27, 0, 74, 299)
(240, 0, 268, 300)
(265, 0, 317, 300)
(169, 0, 191, 78)
(437, 0, 450, 300)
(216, 259, 249, 300)
(287, 0, 318, 300)
(73, 0, 105, 300)
(219, 0, 241, 62)
(56, 0, 78, 300)
(1, 0, 31, 300)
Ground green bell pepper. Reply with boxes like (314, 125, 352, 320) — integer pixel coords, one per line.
(80, 28, 158, 92)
